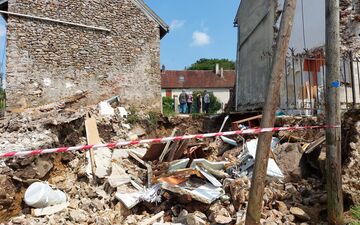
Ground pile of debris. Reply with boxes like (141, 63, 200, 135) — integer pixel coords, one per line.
(0, 100, 359, 224)
(342, 110, 360, 206)
(340, 0, 360, 53)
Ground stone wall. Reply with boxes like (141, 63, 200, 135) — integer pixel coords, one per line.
(6, 0, 162, 110)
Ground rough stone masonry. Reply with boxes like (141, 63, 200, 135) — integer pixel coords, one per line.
(4, 0, 168, 111)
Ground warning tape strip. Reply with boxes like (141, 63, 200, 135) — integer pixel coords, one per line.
(0, 125, 339, 159)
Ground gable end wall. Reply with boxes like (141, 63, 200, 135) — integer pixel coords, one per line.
(6, 0, 162, 110)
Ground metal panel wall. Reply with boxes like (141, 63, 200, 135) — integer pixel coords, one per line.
(235, 0, 276, 112)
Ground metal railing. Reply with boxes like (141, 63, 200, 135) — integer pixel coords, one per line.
(280, 50, 360, 114)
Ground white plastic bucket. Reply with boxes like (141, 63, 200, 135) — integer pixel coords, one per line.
(24, 182, 67, 208)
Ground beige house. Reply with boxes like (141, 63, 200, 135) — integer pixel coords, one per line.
(161, 70, 236, 112)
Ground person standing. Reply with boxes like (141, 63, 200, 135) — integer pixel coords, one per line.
(196, 93, 202, 113)
(179, 90, 188, 114)
(203, 90, 210, 114)
(187, 93, 193, 114)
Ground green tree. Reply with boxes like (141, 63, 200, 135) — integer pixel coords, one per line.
(187, 58, 235, 70)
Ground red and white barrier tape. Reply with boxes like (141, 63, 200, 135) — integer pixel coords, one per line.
(0, 125, 339, 159)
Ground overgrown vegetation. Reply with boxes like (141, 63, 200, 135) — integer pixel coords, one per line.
(192, 90, 222, 114)
(146, 111, 160, 130)
(350, 205, 360, 225)
(187, 58, 235, 70)
(127, 106, 139, 124)
(0, 88, 5, 110)
(162, 96, 175, 117)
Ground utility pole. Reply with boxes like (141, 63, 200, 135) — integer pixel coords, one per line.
(325, 0, 343, 224)
(245, 0, 297, 224)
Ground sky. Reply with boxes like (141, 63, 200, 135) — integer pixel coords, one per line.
(144, 0, 239, 70)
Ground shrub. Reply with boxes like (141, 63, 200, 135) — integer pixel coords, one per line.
(0, 88, 5, 109)
(147, 111, 160, 129)
(162, 96, 175, 117)
(127, 106, 139, 124)
(192, 90, 221, 114)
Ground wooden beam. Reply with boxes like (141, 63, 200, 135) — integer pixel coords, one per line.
(245, 0, 297, 224)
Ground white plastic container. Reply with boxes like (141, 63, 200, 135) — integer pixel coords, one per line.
(24, 182, 67, 208)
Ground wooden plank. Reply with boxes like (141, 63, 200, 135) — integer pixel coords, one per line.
(84, 113, 100, 180)
(232, 114, 262, 130)
(159, 128, 177, 162)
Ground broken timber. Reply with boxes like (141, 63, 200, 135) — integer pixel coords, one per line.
(245, 0, 297, 224)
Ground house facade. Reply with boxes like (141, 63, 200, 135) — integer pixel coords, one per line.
(0, 0, 168, 110)
(161, 70, 236, 112)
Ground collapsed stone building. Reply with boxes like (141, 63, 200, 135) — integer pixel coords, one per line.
(0, 0, 168, 111)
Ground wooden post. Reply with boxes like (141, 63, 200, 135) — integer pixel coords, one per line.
(325, 0, 344, 224)
(245, 0, 297, 224)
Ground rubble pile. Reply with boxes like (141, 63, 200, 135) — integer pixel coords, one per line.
(0, 105, 359, 224)
(342, 110, 360, 205)
(340, 0, 360, 53)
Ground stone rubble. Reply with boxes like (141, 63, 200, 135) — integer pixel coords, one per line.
(0, 107, 359, 224)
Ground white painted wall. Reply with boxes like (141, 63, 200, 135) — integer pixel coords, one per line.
(161, 88, 231, 112)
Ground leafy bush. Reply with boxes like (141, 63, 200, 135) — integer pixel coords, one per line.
(0, 88, 5, 109)
(208, 93, 222, 113)
(192, 90, 221, 114)
(147, 111, 160, 129)
(351, 205, 360, 221)
(162, 96, 175, 117)
(127, 106, 139, 124)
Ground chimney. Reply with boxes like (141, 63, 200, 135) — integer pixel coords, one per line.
(220, 67, 224, 78)
(215, 63, 220, 75)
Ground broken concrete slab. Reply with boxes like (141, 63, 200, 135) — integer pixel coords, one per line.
(128, 148, 148, 159)
(93, 147, 112, 178)
(108, 162, 131, 188)
(69, 209, 88, 223)
(85, 114, 112, 179)
(209, 202, 232, 224)
(289, 207, 311, 222)
(186, 211, 207, 225)
(32, 202, 69, 217)
(34, 158, 54, 179)
(115, 191, 143, 209)
(99, 101, 115, 117)
(118, 107, 128, 118)
(112, 149, 129, 159)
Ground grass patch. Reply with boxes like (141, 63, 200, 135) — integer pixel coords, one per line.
(349, 205, 360, 225)
(127, 106, 139, 125)
(146, 111, 160, 130)
(0, 88, 5, 110)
